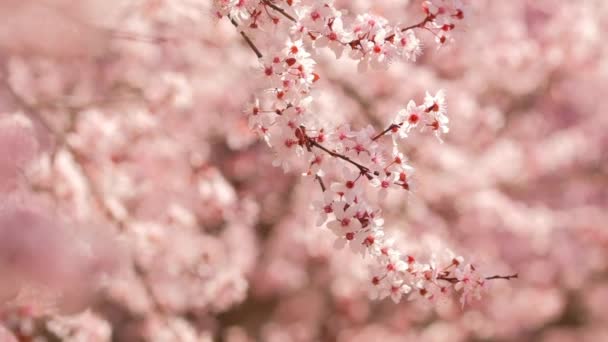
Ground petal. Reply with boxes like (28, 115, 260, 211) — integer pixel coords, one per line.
(350, 219, 362, 231)
(333, 238, 347, 249)
(327, 220, 342, 232)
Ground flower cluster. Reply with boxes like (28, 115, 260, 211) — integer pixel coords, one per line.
(393, 90, 450, 142)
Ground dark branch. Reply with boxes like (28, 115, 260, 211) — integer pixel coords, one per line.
(371, 123, 400, 141)
(385, 16, 434, 42)
(230, 18, 263, 58)
(307, 138, 370, 175)
(485, 273, 519, 281)
(263, 0, 297, 22)
(315, 175, 327, 192)
(437, 273, 519, 284)
(401, 16, 434, 32)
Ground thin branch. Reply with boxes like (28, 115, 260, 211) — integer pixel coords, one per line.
(437, 273, 519, 284)
(315, 175, 326, 192)
(2, 70, 182, 340)
(229, 4, 432, 61)
(485, 273, 519, 281)
(371, 123, 400, 141)
(263, 0, 297, 22)
(307, 138, 370, 175)
(384, 16, 433, 42)
(230, 18, 263, 58)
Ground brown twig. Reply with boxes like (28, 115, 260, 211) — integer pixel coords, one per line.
(230, 18, 263, 58)
(437, 273, 519, 284)
(485, 273, 519, 281)
(2, 67, 183, 340)
(228, 4, 519, 288)
(384, 15, 434, 42)
(307, 138, 370, 176)
(315, 175, 327, 192)
(262, 0, 297, 22)
(371, 123, 400, 141)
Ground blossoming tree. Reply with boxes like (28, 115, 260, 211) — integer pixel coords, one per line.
(1, 0, 606, 341)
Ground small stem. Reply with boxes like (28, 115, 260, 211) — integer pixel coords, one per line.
(385, 16, 433, 42)
(230, 18, 263, 58)
(328, 76, 382, 129)
(372, 123, 401, 141)
(485, 273, 518, 281)
(263, 0, 297, 22)
(438, 273, 519, 284)
(307, 138, 370, 174)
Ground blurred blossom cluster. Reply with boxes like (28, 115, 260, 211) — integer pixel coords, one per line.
(0, 0, 606, 341)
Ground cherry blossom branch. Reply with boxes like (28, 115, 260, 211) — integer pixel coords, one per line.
(261, 0, 434, 43)
(108, 30, 170, 44)
(401, 16, 434, 32)
(223, 27, 375, 195)
(220, 0, 517, 306)
(371, 98, 445, 141)
(297, 2, 431, 51)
